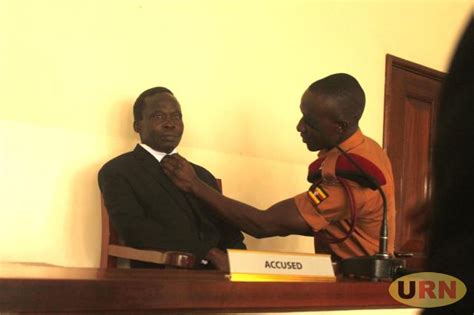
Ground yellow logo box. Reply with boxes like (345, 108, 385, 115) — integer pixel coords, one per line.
(389, 272, 467, 308)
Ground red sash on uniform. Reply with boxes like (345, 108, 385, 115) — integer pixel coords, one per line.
(307, 153, 386, 244)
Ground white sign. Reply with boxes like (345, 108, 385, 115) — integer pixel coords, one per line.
(227, 249, 336, 282)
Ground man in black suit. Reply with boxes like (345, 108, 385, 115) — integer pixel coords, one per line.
(98, 87, 246, 270)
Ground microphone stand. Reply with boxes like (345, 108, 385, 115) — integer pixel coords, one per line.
(335, 146, 406, 281)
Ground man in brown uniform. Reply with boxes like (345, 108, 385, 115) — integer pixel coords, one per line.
(161, 73, 396, 262)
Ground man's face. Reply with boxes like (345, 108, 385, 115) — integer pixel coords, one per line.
(296, 89, 341, 151)
(134, 92, 184, 153)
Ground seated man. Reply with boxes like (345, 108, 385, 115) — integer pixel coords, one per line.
(98, 87, 246, 269)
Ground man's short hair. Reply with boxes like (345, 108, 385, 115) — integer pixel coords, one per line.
(308, 73, 365, 123)
(133, 87, 174, 121)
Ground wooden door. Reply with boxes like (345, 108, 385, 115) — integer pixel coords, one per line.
(383, 55, 445, 256)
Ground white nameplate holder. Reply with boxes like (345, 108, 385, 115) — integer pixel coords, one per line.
(227, 249, 336, 282)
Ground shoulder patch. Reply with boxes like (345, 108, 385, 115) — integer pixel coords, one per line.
(307, 184, 329, 206)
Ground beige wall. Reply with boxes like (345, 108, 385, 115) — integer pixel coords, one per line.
(0, 0, 471, 270)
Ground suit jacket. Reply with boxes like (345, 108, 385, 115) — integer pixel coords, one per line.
(98, 145, 246, 268)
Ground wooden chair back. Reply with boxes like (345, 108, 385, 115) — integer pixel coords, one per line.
(100, 196, 120, 268)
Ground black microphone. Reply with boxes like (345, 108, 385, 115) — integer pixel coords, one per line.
(334, 145, 406, 281)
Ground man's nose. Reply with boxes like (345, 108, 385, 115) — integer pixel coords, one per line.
(296, 118, 304, 132)
(163, 117, 176, 128)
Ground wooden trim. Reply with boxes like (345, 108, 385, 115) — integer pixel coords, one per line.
(383, 55, 393, 149)
(386, 54, 445, 82)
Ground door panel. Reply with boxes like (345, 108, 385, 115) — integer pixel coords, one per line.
(383, 55, 444, 256)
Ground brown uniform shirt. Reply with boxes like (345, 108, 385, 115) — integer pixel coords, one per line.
(294, 129, 396, 260)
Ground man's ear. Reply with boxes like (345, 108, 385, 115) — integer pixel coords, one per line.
(133, 120, 140, 133)
(336, 120, 349, 134)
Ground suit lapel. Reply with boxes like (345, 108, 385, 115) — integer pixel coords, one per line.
(132, 145, 196, 219)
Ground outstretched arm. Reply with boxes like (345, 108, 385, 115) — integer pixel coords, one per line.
(161, 154, 312, 238)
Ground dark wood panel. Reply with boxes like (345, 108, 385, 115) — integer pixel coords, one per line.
(398, 96, 432, 246)
(384, 55, 444, 257)
(0, 263, 405, 313)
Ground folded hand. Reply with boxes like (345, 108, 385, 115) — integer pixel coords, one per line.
(205, 248, 230, 272)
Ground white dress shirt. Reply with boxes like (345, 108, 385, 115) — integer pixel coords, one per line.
(139, 143, 178, 162)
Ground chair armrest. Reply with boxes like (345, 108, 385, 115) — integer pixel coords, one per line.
(108, 245, 196, 269)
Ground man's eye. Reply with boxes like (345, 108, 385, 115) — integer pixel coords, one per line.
(151, 114, 164, 120)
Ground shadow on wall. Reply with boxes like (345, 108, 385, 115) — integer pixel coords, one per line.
(62, 99, 138, 268)
(61, 160, 104, 267)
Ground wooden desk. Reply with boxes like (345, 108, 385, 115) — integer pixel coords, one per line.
(0, 263, 404, 313)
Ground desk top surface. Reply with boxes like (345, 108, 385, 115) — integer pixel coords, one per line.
(0, 262, 404, 313)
